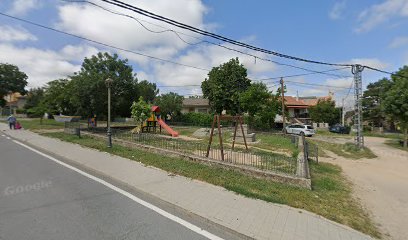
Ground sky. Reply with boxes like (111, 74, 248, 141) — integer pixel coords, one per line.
(1, 0, 408, 109)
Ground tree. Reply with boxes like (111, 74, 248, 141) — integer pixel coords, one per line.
(137, 80, 159, 103)
(240, 82, 271, 116)
(24, 88, 45, 111)
(154, 92, 183, 118)
(68, 52, 139, 118)
(41, 79, 72, 115)
(239, 82, 280, 129)
(383, 66, 408, 147)
(309, 99, 341, 126)
(24, 87, 47, 120)
(201, 58, 251, 114)
(362, 78, 393, 127)
(130, 97, 151, 125)
(0, 63, 28, 106)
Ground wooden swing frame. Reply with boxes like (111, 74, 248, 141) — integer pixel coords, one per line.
(206, 114, 248, 161)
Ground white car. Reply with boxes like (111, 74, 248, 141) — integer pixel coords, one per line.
(285, 124, 315, 137)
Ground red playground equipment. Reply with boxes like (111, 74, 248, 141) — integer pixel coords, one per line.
(142, 106, 179, 137)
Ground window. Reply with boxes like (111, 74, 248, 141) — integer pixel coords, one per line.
(197, 108, 208, 113)
(307, 126, 314, 129)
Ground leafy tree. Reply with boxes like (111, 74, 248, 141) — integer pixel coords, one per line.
(240, 82, 271, 116)
(0, 63, 28, 106)
(130, 97, 151, 125)
(68, 52, 139, 118)
(362, 78, 393, 127)
(309, 99, 341, 126)
(383, 66, 408, 147)
(41, 79, 73, 115)
(24, 88, 44, 111)
(240, 82, 280, 129)
(137, 80, 159, 103)
(154, 92, 183, 118)
(201, 58, 251, 114)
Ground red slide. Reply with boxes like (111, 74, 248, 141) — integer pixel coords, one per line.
(157, 118, 179, 137)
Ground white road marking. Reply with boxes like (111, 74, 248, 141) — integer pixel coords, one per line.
(6, 137, 10, 140)
(1, 134, 5, 137)
(12, 139, 224, 240)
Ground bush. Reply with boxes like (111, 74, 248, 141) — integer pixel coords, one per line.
(173, 112, 214, 126)
(16, 108, 26, 114)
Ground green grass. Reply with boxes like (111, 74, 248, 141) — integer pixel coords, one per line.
(364, 131, 403, 139)
(1, 118, 65, 130)
(171, 126, 202, 137)
(310, 139, 377, 159)
(41, 132, 381, 238)
(385, 139, 408, 152)
(255, 133, 298, 155)
(316, 129, 353, 138)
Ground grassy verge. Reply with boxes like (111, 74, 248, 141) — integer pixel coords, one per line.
(310, 139, 377, 159)
(364, 131, 403, 139)
(1, 118, 64, 130)
(171, 126, 202, 137)
(385, 139, 408, 152)
(41, 132, 381, 238)
(255, 133, 298, 156)
(316, 129, 353, 138)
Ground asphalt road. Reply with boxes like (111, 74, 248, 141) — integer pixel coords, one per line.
(0, 135, 225, 240)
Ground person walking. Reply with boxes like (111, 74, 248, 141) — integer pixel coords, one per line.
(7, 114, 17, 130)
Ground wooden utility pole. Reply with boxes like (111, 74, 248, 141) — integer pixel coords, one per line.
(280, 78, 286, 133)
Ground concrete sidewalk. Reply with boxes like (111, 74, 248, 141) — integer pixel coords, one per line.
(0, 125, 373, 240)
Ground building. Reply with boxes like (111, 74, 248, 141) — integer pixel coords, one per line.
(181, 98, 210, 114)
(280, 92, 334, 124)
(1, 92, 27, 115)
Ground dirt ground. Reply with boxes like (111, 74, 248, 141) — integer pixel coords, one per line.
(320, 137, 408, 240)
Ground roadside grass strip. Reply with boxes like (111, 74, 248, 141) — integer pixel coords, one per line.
(42, 132, 382, 238)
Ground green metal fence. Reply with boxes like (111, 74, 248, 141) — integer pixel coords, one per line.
(106, 129, 298, 176)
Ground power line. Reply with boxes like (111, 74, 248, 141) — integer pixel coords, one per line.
(65, 0, 352, 79)
(101, 0, 408, 80)
(254, 67, 351, 81)
(0, 11, 210, 72)
(100, 0, 354, 67)
(284, 80, 353, 90)
(0, 11, 354, 87)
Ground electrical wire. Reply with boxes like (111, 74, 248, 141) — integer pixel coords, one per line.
(284, 80, 353, 90)
(62, 0, 352, 79)
(0, 12, 210, 72)
(100, 0, 354, 67)
(100, 0, 408, 80)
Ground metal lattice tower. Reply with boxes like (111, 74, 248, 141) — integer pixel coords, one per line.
(352, 65, 364, 148)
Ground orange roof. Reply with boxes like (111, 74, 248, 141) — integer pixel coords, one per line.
(151, 106, 160, 112)
(284, 96, 308, 106)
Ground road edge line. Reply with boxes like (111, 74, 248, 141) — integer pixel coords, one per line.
(12, 139, 224, 240)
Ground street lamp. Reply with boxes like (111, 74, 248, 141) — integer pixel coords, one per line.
(105, 78, 113, 148)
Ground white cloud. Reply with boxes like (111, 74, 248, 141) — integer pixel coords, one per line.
(60, 44, 100, 61)
(348, 58, 389, 69)
(355, 0, 408, 33)
(329, 1, 347, 20)
(0, 25, 37, 42)
(7, 0, 42, 16)
(325, 77, 353, 89)
(0, 43, 100, 88)
(389, 36, 408, 48)
(56, 0, 208, 64)
(148, 43, 278, 89)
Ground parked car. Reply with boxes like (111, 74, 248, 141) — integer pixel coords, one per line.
(329, 124, 350, 134)
(285, 124, 315, 137)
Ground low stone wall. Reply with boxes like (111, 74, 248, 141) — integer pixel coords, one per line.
(82, 131, 312, 189)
